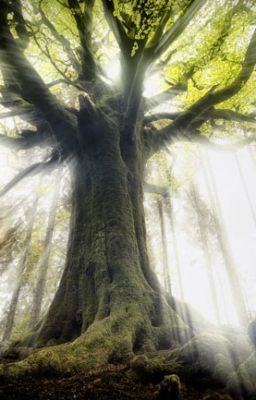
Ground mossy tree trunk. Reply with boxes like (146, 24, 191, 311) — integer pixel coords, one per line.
(27, 109, 188, 356)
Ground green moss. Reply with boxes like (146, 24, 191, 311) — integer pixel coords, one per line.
(213, 353, 235, 384)
(202, 394, 233, 400)
(227, 353, 256, 398)
(130, 351, 183, 383)
(130, 354, 166, 381)
(156, 374, 182, 400)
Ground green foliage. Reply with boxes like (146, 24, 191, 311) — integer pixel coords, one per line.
(163, 2, 256, 113)
(112, 0, 196, 55)
(146, 149, 178, 190)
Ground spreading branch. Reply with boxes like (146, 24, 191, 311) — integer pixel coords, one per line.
(152, 0, 206, 60)
(182, 108, 256, 131)
(30, 28, 82, 90)
(144, 112, 181, 124)
(0, 128, 52, 150)
(178, 28, 256, 125)
(186, 133, 254, 150)
(144, 182, 168, 197)
(68, 0, 99, 83)
(0, 5, 77, 147)
(0, 83, 46, 127)
(145, 28, 256, 154)
(0, 109, 28, 120)
(8, 0, 29, 49)
(101, 0, 132, 57)
(145, 82, 187, 110)
(144, 119, 255, 156)
(0, 151, 61, 197)
(38, 1, 80, 72)
(206, 109, 256, 124)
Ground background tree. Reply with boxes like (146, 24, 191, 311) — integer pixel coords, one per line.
(0, 0, 256, 378)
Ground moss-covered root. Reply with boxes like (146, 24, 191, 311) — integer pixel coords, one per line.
(0, 318, 127, 378)
(227, 352, 256, 400)
(0, 308, 184, 379)
(173, 332, 238, 385)
(130, 332, 239, 384)
(202, 395, 233, 400)
(155, 374, 182, 400)
(130, 353, 183, 383)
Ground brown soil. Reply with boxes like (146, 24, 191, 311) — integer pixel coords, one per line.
(0, 364, 233, 400)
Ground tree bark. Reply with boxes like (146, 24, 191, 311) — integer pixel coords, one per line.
(26, 119, 188, 354)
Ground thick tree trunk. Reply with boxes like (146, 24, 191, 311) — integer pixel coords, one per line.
(27, 121, 188, 356)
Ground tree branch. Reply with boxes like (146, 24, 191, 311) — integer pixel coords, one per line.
(186, 133, 254, 150)
(152, 0, 206, 60)
(147, 9, 172, 50)
(68, 0, 99, 83)
(0, 152, 61, 197)
(145, 28, 256, 154)
(206, 109, 256, 124)
(144, 182, 168, 197)
(0, 110, 27, 120)
(178, 108, 256, 131)
(38, 1, 80, 72)
(8, 0, 29, 49)
(179, 28, 256, 124)
(30, 29, 81, 89)
(46, 79, 76, 88)
(0, 7, 77, 146)
(144, 112, 180, 124)
(144, 121, 255, 156)
(0, 88, 48, 127)
(145, 82, 187, 110)
(0, 129, 52, 150)
(101, 0, 132, 57)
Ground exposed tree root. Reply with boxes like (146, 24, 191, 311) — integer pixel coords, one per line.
(1, 296, 256, 400)
(1, 318, 256, 399)
(0, 302, 188, 377)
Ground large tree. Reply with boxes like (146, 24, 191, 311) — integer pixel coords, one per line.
(0, 0, 256, 377)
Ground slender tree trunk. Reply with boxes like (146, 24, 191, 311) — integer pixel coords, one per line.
(234, 153, 256, 226)
(202, 151, 248, 326)
(157, 199, 172, 295)
(3, 195, 38, 341)
(164, 195, 196, 334)
(164, 195, 185, 303)
(29, 175, 61, 329)
(189, 184, 221, 325)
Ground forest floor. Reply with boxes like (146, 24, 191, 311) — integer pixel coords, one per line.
(0, 363, 234, 400)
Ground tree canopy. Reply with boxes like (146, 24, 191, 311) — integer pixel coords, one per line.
(0, 0, 255, 172)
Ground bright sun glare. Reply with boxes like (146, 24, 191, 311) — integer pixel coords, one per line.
(146, 144, 256, 328)
(105, 58, 121, 82)
(104, 58, 163, 98)
(202, 147, 256, 322)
